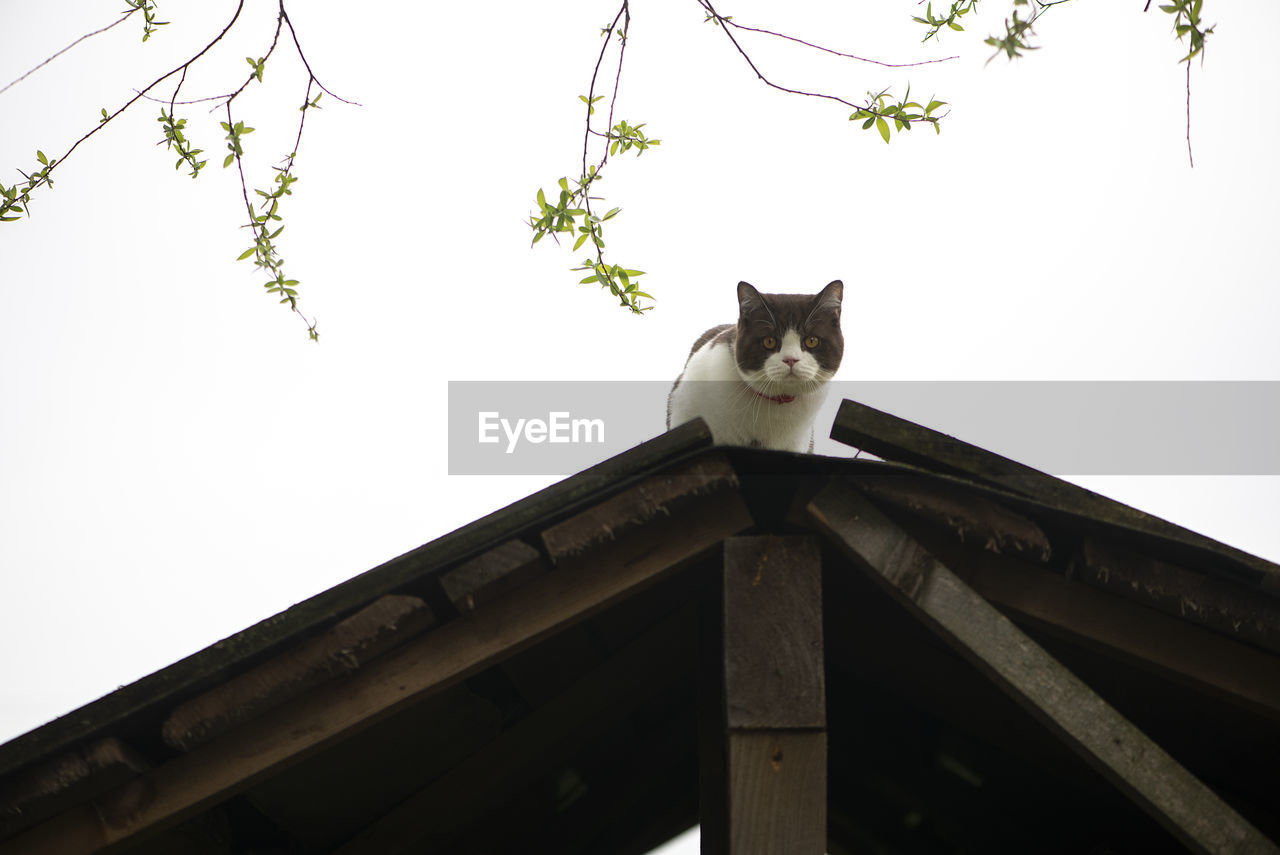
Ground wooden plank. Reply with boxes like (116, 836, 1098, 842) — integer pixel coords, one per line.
(851, 473, 1050, 562)
(542, 453, 738, 562)
(806, 481, 1280, 855)
(0, 487, 752, 855)
(1077, 536, 1280, 656)
(727, 731, 827, 855)
(0, 738, 148, 840)
(437, 539, 545, 613)
(949, 547, 1280, 720)
(162, 595, 434, 751)
(698, 571, 729, 855)
(829, 398, 1280, 591)
(710, 536, 826, 855)
(330, 608, 697, 854)
(0, 419, 715, 783)
(722, 536, 825, 730)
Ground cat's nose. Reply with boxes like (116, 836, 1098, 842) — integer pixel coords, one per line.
(783, 356, 799, 368)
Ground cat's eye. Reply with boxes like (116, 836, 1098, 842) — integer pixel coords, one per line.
(804, 335, 820, 348)
(762, 336, 778, 350)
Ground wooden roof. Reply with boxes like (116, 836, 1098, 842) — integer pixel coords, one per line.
(1, 400, 1278, 855)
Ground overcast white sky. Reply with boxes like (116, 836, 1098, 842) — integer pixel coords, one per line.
(1, 1, 1277, 850)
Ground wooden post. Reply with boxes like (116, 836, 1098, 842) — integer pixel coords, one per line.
(702, 536, 826, 855)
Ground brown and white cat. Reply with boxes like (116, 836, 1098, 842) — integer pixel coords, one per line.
(667, 280, 844, 452)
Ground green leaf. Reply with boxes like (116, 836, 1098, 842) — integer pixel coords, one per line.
(237, 248, 256, 260)
(36, 151, 48, 165)
(876, 117, 890, 143)
(224, 153, 236, 168)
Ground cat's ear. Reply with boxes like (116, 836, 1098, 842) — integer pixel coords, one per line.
(811, 280, 843, 316)
(737, 281, 765, 315)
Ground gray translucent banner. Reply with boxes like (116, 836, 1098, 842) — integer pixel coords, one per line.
(448, 381, 1280, 476)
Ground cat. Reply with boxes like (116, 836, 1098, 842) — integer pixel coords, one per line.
(667, 280, 844, 452)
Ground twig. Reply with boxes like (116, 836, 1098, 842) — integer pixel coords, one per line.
(582, 2, 630, 181)
(135, 90, 235, 106)
(1186, 60, 1194, 167)
(216, 8, 287, 112)
(697, 0, 865, 113)
(0, 8, 138, 96)
(281, 8, 360, 106)
(722, 19, 958, 68)
(16, 0, 247, 198)
(578, 0, 632, 275)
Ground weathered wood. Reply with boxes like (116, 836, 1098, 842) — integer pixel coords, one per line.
(722, 536, 825, 731)
(542, 453, 739, 562)
(851, 473, 1051, 562)
(0, 419, 715, 783)
(950, 546, 1280, 720)
(0, 488, 751, 855)
(1077, 536, 1280, 656)
(161, 594, 435, 751)
(0, 738, 148, 839)
(438, 539, 545, 613)
(698, 573, 729, 855)
(829, 398, 1280, 592)
(330, 609, 697, 855)
(807, 481, 1280, 855)
(707, 536, 826, 855)
(727, 731, 827, 855)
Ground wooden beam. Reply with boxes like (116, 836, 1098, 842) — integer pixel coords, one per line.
(331, 609, 696, 854)
(437, 539, 546, 614)
(541, 454, 740, 562)
(0, 739, 149, 840)
(0, 481, 751, 855)
(1076, 536, 1280, 656)
(726, 731, 826, 854)
(704, 536, 826, 855)
(849, 473, 1051, 562)
(806, 482, 1280, 855)
(948, 546, 1280, 721)
(162, 595, 435, 751)
(0, 419, 715, 784)
(722, 537, 825, 731)
(829, 397, 1280, 591)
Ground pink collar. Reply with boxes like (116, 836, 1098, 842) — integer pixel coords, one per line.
(753, 389, 796, 405)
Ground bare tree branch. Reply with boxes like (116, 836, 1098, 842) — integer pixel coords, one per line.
(721, 18, 958, 68)
(0, 8, 139, 97)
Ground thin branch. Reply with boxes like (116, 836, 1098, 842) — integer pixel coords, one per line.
(723, 19, 958, 68)
(136, 89, 235, 106)
(217, 8, 287, 111)
(697, 0, 864, 112)
(16, 0, 247, 198)
(227, 76, 319, 338)
(169, 65, 188, 118)
(1186, 60, 1194, 167)
(280, 8, 360, 106)
(582, 2, 630, 181)
(0, 8, 138, 96)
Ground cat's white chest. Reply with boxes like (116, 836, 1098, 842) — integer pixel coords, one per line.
(667, 341, 828, 452)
